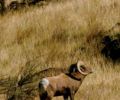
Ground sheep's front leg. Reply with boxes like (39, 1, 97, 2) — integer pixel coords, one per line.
(63, 95, 69, 100)
(70, 90, 75, 100)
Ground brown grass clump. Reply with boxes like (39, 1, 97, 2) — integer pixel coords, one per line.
(0, 0, 120, 100)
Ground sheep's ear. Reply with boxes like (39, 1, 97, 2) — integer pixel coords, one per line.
(72, 67, 76, 72)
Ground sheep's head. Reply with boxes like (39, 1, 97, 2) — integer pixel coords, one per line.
(77, 61, 92, 75)
(69, 61, 93, 80)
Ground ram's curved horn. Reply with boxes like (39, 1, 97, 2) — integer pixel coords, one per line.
(77, 61, 88, 75)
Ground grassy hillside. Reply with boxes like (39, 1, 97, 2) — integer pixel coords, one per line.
(0, 0, 120, 100)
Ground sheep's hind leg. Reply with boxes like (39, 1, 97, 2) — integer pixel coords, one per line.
(46, 96, 52, 100)
(39, 92, 48, 100)
(40, 96, 52, 100)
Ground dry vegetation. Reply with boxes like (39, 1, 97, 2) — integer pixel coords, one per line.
(0, 0, 120, 100)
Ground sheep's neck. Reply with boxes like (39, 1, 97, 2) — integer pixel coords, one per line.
(66, 74, 85, 91)
(66, 73, 81, 81)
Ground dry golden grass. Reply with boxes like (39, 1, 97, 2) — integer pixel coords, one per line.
(0, 0, 120, 100)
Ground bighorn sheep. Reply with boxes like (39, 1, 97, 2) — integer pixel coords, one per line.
(39, 61, 93, 100)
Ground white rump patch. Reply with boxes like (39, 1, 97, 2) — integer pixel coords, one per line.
(41, 78, 49, 89)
